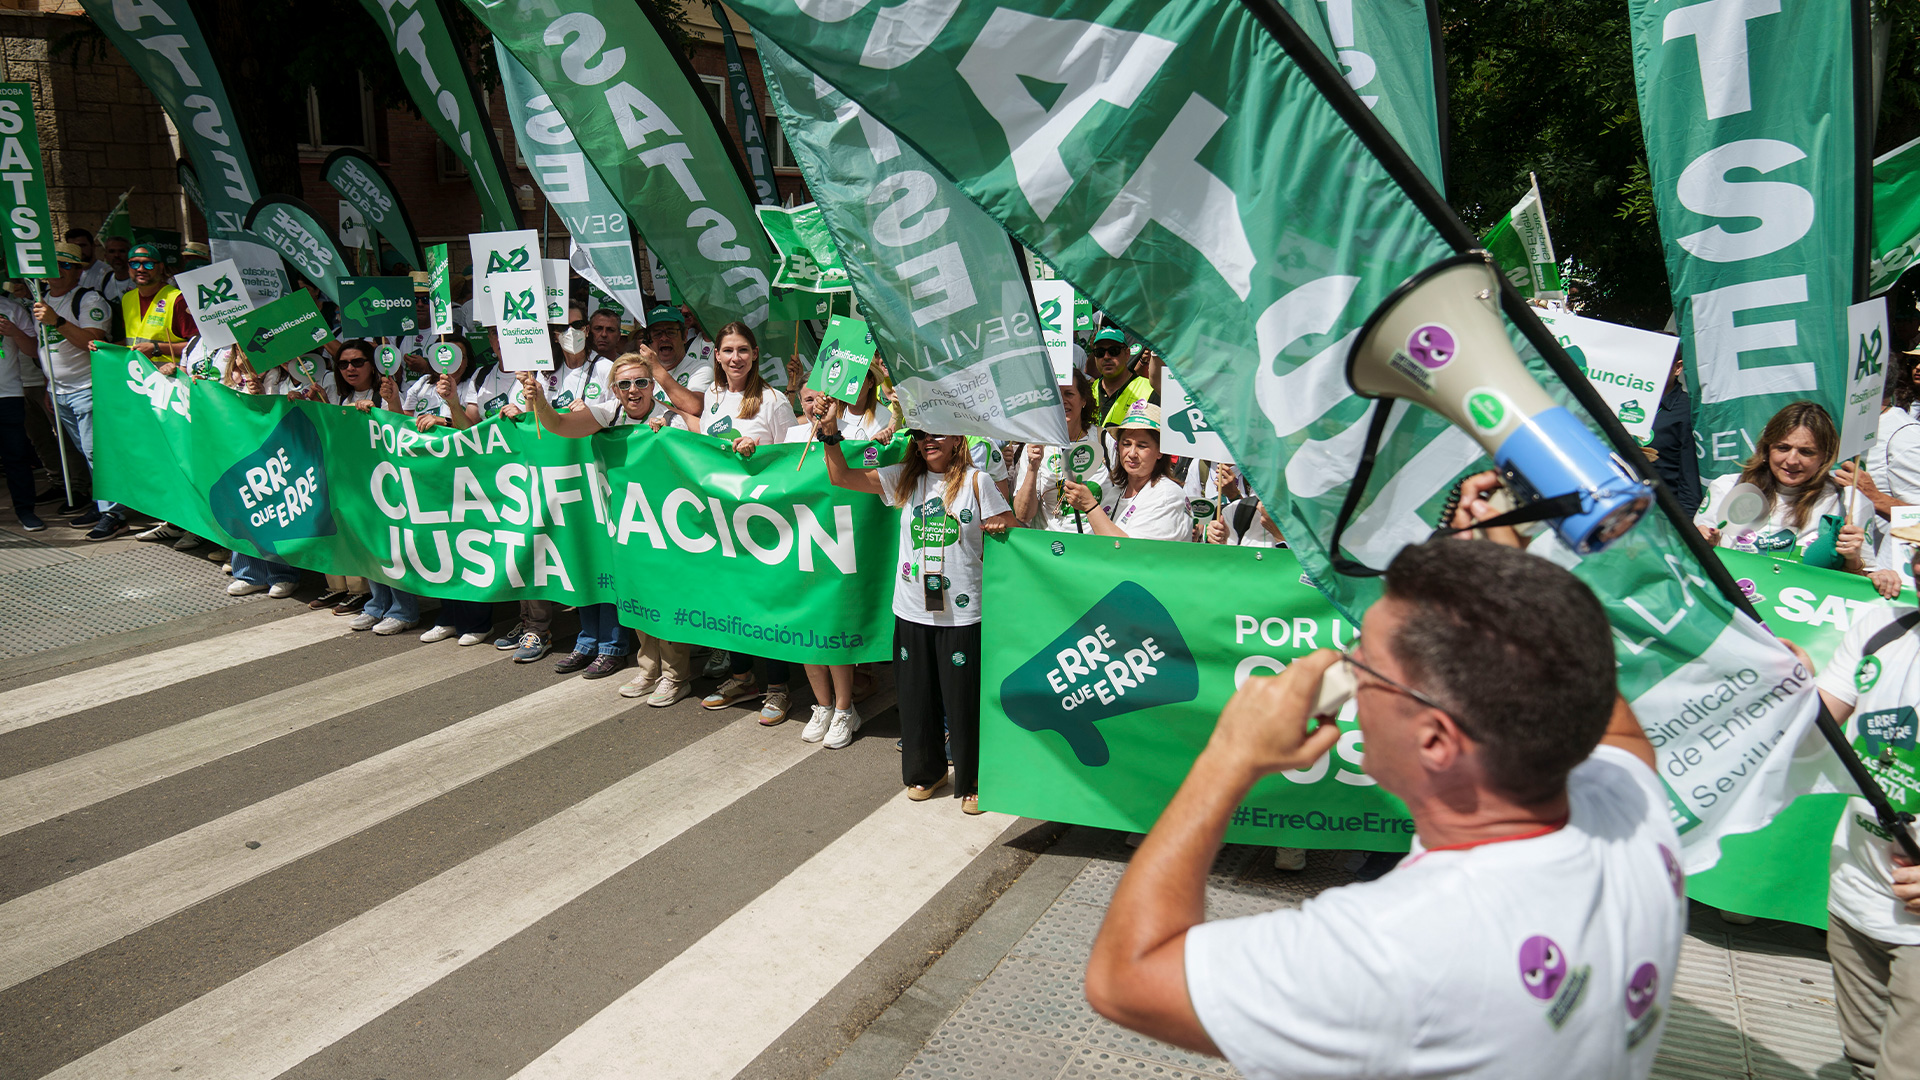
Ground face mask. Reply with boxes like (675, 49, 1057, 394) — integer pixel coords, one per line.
(559, 327, 586, 353)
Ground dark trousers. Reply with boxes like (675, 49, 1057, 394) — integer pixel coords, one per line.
(894, 618, 982, 796)
(439, 598, 494, 635)
(0, 397, 33, 511)
(731, 653, 790, 685)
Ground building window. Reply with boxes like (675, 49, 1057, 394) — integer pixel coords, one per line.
(700, 75, 728, 122)
(764, 114, 797, 170)
(301, 69, 373, 152)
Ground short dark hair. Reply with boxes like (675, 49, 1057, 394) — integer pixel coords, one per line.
(1383, 539, 1616, 804)
(65, 228, 93, 242)
(591, 307, 622, 324)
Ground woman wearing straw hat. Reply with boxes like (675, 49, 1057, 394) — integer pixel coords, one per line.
(1063, 400, 1192, 542)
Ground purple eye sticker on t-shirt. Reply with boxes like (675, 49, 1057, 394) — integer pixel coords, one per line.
(1407, 324, 1457, 370)
(1518, 935, 1568, 1000)
(1625, 962, 1659, 1020)
(1660, 844, 1684, 898)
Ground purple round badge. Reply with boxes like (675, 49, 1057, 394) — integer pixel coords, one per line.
(1407, 324, 1457, 370)
(1660, 844, 1684, 898)
(1625, 962, 1659, 1019)
(1518, 935, 1568, 1000)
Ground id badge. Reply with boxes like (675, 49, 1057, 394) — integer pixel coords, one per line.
(922, 551, 946, 612)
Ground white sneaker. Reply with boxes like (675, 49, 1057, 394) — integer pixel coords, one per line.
(800, 705, 831, 743)
(227, 580, 266, 596)
(266, 581, 298, 599)
(619, 673, 659, 699)
(824, 706, 863, 750)
(1273, 847, 1307, 871)
(456, 632, 488, 646)
(134, 522, 181, 542)
(646, 678, 687, 707)
(372, 617, 416, 635)
(349, 612, 379, 631)
(419, 624, 457, 643)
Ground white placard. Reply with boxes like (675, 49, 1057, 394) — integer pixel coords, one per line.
(172, 259, 255, 350)
(208, 237, 286, 304)
(338, 202, 370, 251)
(491, 267, 551, 371)
(1841, 297, 1891, 463)
(468, 229, 541, 326)
(1159, 369, 1236, 464)
(1532, 308, 1678, 443)
(543, 258, 571, 324)
(1032, 279, 1077, 381)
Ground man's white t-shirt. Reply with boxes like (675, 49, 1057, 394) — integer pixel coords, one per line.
(877, 463, 1010, 628)
(1870, 408, 1920, 505)
(1101, 474, 1192, 541)
(402, 372, 461, 418)
(1695, 473, 1875, 567)
(1815, 604, 1920, 946)
(100, 273, 134, 301)
(697, 387, 795, 445)
(38, 286, 114, 389)
(1015, 433, 1112, 533)
(1187, 745, 1687, 1080)
(80, 259, 111, 292)
(0, 295, 33, 397)
(654, 350, 715, 410)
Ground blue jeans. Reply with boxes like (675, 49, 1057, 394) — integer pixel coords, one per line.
(52, 386, 117, 518)
(231, 552, 297, 587)
(572, 603, 629, 657)
(366, 582, 419, 624)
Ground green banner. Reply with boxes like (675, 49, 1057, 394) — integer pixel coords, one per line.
(426, 243, 453, 333)
(1870, 136, 1920, 296)
(77, 0, 262, 241)
(727, 0, 1841, 877)
(462, 0, 797, 364)
(1481, 175, 1563, 299)
(1630, 0, 1857, 479)
(756, 203, 850, 292)
(242, 196, 352, 304)
(232, 291, 337, 368)
(807, 314, 876, 403)
(323, 148, 424, 270)
(494, 42, 648, 320)
(337, 276, 419, 338)
(0, 83, 54, 278)
(356, 0, 518, 232)
(757, 41, 1068, 446)
(711, 0, 780, 205)
(89, 345, 895, 662)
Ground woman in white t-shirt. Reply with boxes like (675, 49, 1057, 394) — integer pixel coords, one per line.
(302, 339, 381, 618)
(1015, 369, 1112, 534)
(1694, 401, 1890, 593)
(653, 321, 801, 722)
(823, 418, 1015, 813)
(1063, 400, 1191, 542)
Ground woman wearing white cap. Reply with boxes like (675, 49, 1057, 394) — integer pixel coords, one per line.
(1063, 401, 1192, 542)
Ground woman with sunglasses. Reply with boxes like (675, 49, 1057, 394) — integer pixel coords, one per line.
(650, 321, 801, 720)
(1015, 369, 1111, 532)
(1063, 401, 1192, 542)
(297, 340, 382, 617)
(820, 410, 1015, 813)
(512, 357, 665, 681)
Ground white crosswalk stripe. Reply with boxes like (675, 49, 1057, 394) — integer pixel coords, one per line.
(2, 620, 1004, 1080)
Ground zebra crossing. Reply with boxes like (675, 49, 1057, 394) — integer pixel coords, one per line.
(0, 608, 1015, 1080)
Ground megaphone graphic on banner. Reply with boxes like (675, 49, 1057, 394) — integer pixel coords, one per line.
(1346, 254, 1652, 556)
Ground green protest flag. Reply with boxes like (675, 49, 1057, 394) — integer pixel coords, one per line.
(337, 276, 419, 338)
(806, 315, 876, 404)
(0, 84, 54, 278)
(494, 42, 648, 319)
(1289, 0, 1447, 191)
(726, 0, 1836, 875)
(980, 531, 1409, 847)
(459, 0, 802, 365)
(323, 148, 424, 270)
(243, 196, 352, 304)
(77, 0, 262, 241)
(98, 188, 133, 242)
(1870, 136, 1920, 296)
(1481, 174, 1563, 299)
(756, 204, 851, 293)
(711, 0, 781, 205)
(354, 0, 519, 232)
(1629, 0, 1859, 479)
(757, 41, 1067, 445)
(425, 243, 454, 334)
(176, 159, 204, 221)
(232, 291, 336, 369)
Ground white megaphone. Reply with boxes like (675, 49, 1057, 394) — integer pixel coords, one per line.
(1346, 253, 1653, 555)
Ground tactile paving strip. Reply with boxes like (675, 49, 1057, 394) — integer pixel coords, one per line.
(0, 545, 266, 659)
(0, 528, 84, 575)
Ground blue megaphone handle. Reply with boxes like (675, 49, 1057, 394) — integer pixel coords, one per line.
(1494, 407, 1653, 555)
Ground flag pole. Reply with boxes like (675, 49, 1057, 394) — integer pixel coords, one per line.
(31, 278, 76, 510)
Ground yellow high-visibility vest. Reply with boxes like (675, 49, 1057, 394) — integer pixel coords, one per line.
(122, 284, 186, 346)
